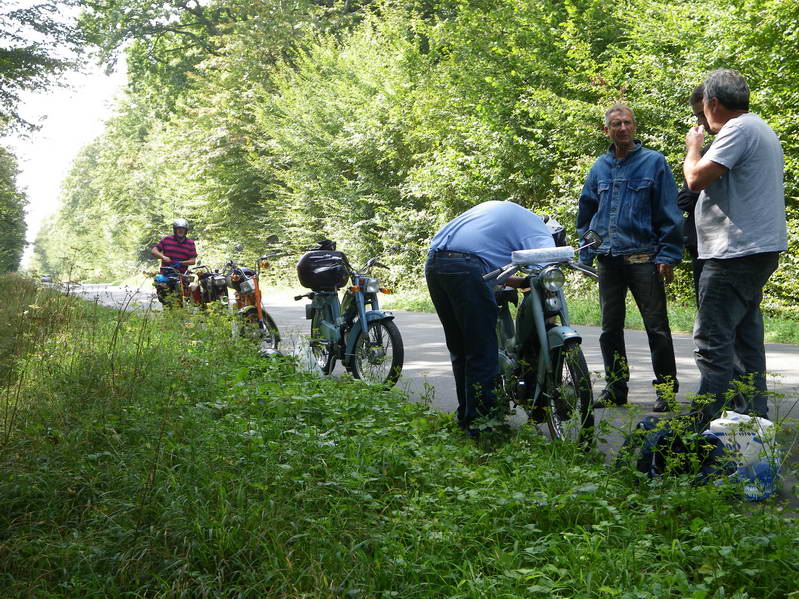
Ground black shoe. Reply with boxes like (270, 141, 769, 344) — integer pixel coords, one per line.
(592, 387, 628, 409)
(652, 396, 669, 412)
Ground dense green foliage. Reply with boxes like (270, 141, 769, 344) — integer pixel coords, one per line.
(0, 0, 84, 130)
(0, 149, 27, 272)
(1, 278, 797, 597)
(31, 0, 799, 315)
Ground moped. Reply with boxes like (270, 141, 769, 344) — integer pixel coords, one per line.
(483, 229, 601, 442)
(294, 243, 403, 386)
(186, 263, 230, 310)
(153, 265, 191, 309)
(224, 236, 281, 353)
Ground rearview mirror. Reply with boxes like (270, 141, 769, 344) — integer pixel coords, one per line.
(581, 230, 602, 250)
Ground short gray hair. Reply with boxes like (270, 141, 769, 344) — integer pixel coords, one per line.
(703, 69, 749, 110)
(604, 104, 636, 127)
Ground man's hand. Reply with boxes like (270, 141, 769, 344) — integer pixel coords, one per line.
(505, 276, 529, 289)
(686, 125, 705, 152)
(656, 263, 674, 285)
(159, 255, 171, 263)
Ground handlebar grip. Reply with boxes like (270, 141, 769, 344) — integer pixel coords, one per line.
(293, 294, 305, 301)
(483, 267, 503, 281)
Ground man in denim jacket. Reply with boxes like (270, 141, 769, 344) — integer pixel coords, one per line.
(577, 105, 683, 412)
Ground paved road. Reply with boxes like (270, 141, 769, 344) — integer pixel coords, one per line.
(77, 283, 799, 423)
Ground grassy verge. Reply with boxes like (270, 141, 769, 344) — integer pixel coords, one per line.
(384, 286, 799, 345)
(1, 275, 798, 597)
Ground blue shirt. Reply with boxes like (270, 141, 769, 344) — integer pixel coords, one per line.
(577, 141, 682, 265)
(429, 201, 555, 273)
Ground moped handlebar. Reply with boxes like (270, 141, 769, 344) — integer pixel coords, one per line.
(483, 255, 598, 284)
(568, 260, 598, 279)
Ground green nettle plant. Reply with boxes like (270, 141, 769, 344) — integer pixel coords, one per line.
(1, 275, 798, 597)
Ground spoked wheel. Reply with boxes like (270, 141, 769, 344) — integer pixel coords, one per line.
(350, 319, 404, 386)
(310, 310, 336, 374)
(237, 309, 280, 351)
(259, 313, 281, 352)
(545, 343, 594, 444)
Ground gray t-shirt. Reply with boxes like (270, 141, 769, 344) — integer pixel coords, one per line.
(696, 112, 787, 259)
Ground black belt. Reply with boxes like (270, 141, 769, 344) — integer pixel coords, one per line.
(437, 250, 472, 259)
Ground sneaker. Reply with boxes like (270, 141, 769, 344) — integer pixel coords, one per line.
(592, 387, 628, 409)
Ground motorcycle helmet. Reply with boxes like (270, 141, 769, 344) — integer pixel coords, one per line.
(172, 218, 190, 235)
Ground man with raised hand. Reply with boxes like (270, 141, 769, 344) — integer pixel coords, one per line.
(577, 104, 683, 413)
(678, 83, 716, 303)
(683, 69, 787, 425)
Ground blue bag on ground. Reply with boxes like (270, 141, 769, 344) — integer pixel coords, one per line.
(617, 416, 730, 482)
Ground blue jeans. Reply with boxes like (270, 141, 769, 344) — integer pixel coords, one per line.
(693, 252, 779, 424)
(597, 256, 678, 393)
(425, 250, 498, 426)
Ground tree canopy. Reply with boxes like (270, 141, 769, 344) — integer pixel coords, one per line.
(29, 0, 799, 315)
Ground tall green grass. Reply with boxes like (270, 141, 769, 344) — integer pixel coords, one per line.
(1, 275, 798, 597)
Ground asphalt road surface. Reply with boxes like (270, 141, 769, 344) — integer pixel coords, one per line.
(77, 283, 799, 425)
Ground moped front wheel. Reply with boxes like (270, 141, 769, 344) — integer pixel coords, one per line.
(350, 319, 404, 386)
(310, 310, 336, 375)
(237, 310, 280, 351)
(545, 343, 594, 444)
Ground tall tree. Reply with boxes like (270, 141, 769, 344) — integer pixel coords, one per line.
(0, 148, 27, 272)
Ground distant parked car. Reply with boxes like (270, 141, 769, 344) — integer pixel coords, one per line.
(40, 274, 52, 284)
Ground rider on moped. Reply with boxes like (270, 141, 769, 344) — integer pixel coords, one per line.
(425, 200, 555, 435)
(151, 218, 197, 304)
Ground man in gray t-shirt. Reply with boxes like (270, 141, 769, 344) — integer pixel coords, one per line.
(683, 68, 787, 425)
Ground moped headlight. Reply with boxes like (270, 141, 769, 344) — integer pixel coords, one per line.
(240, 278, 256, 295)
(541, 266, 565, 291)
(364, 277, 380, 294)
(544, 295, 562, 314)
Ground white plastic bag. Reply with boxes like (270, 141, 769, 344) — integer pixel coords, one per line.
(704, 411, 781, 501)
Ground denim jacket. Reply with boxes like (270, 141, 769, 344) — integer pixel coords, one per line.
(577, 141, 683, 265)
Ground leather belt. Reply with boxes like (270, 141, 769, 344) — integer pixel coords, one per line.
(437, 250, 472, 259)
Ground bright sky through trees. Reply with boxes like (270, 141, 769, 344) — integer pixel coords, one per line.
(3, 64, 126, 266)
(1, 0, 126, 267)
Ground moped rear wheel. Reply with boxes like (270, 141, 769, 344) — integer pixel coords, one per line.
(350, 320, 403, 386)
(310, 310, 336, 375)
(545, 343, 594, 445)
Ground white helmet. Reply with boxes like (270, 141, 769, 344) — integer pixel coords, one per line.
(172, 218, 190, 233)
